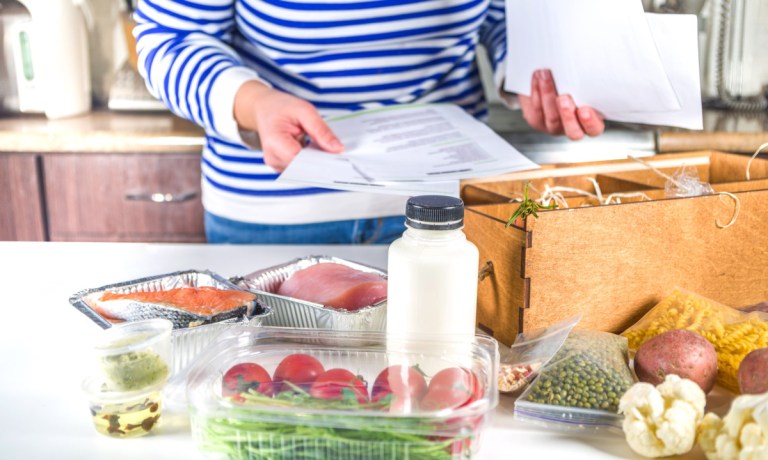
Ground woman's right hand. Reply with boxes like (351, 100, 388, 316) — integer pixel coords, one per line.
(234, 81, 343, 172)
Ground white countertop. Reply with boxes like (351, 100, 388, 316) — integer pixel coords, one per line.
(0, 242, 707, 460)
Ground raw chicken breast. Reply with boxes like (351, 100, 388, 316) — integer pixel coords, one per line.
(277, 263, 387, 311)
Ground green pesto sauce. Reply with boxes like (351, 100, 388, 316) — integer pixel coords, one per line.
(101, 350, 169, 391)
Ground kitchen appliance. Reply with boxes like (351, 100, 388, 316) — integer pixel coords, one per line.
(106, 0, 166, 111)
(644, 0, 767, 112)
(0, 0, 91, 118)
(702, 0, 768, 111)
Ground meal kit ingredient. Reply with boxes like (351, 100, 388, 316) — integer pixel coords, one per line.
(623, 289, 768, 392)
(272, 353, 325, 393)
(619, 375, 706, 458)
(98, 286, 256, 317)
(521, 331, 634, 413)
(505, 182, 557, 227)
(371, 364, 428, 411)
(194, 327, 495, 460)
(100, 349, 169, 391)
(213, 360, 487, 458)
(703, 316, 768, 392)
(633, 329, 718, 393)
(698, 392, 768, 460)
(277, 262, 387, 311)
(309, 368, 370, 404)
(498, 363, 539, 393)
(222, 363, 273, 400)
(387, 195, 479, 341)
(89, 391, 162, 439)
(740, 301, 768, 314)
(421, 367, 482, 411)
(623, 290, 743, 351)
(738, 348, 768, 395)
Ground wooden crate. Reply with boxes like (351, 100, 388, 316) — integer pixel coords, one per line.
(462, 151, 768, 346)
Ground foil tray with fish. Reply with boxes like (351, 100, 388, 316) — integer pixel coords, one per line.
(70, 270, 272, 376)
(231, 256, 387, 332)
(70, 270, 267, 329)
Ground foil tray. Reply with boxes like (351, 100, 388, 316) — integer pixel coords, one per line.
(69, 269, 272, 376)
(231, 256, 387, 332)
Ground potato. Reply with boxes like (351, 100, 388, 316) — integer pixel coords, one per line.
(634, 329, 718, 394)
(738, 348, 768, 394)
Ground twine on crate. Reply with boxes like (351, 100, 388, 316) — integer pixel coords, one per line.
(628, 155, 685, 188)
(509, 178, 651, 209)
(715, 192, 740, 229)
(745, 142, 768, 181)
(628, 156, 741, 229)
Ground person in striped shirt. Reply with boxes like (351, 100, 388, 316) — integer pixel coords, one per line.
(135, 0, 604, 244)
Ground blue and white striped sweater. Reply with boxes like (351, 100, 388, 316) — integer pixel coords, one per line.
(135, 0, 507, 224)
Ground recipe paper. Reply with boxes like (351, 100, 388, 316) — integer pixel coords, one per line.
(615, 13, 703, 130)
(277, 104, 538, 195)
(504, 0, 703, 128)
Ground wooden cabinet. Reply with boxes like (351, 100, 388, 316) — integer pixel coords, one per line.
(0, 154, 47, 241)
(42, 153, 205, 242)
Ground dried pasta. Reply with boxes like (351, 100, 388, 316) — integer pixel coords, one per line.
(622, 289, 768, 393)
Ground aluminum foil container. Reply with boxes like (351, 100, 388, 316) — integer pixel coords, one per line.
(231, 256, 387, 332)
(69, 269, 272, 376)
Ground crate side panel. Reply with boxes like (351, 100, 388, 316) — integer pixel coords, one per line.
(465, 207, 528, 346)
(523, 191, 768, 334)
(710, 152, 768, 183)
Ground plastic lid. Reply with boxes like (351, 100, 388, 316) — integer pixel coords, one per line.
(405, 195, 464, 230)
(93, 318, 172, 357)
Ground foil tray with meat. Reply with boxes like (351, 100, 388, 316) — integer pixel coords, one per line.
(231, 255, 387, 332)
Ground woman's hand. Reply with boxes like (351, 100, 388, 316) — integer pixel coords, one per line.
(234, 81, 343, 172)
(518, 69, 605, 141)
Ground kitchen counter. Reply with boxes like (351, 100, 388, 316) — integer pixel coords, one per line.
(0, 111, 203, 154)
(1, 106, 766, 159)
(0, 241, 700, 460)
(658, 110, 768, 154)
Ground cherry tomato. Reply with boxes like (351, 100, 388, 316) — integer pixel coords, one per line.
(309, 368, 370, 404)
(420, 367, 482, 411)
(222, 363, 273, 400)
(371, 364, 428, 412)
(272, 353, 325, 394)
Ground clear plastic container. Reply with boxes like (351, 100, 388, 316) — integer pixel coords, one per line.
(186, 327, 499, 459)
(82, 376, 164, 438)
(93, 318, 173, 391)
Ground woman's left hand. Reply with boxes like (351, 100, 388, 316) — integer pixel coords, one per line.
(518, 69, 605, 140)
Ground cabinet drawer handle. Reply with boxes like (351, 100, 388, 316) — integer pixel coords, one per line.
(125, 191, 198, 203)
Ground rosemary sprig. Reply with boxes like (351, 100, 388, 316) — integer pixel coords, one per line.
(505, 183, 557, 227)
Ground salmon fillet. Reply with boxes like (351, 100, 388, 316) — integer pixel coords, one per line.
(277, 263, 387, 311)
(99, 287, 256, 316)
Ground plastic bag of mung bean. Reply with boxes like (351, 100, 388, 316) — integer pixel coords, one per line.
(513, 330, 635, 431)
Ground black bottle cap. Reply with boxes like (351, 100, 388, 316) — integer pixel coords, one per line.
(405, 195, 464, 230)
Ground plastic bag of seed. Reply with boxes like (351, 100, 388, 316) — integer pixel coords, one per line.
(498, 315, 580, 394)
(513, 330, 635, 431)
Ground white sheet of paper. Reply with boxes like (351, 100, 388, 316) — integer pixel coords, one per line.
(607, 14, 702, 129)
(504, 0, 681, 114)
(278, 104, 538, 194)
(278, 149, 461, 196)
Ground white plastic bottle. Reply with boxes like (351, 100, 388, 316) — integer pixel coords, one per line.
(386, 195, 479, 341)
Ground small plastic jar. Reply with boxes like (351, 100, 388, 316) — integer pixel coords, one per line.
(82, 376, 165, 438)
(93, 318, 173, 391)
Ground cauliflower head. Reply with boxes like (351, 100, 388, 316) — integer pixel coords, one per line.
(619, 374, 706, 458)
(699, 392, 768, 460)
